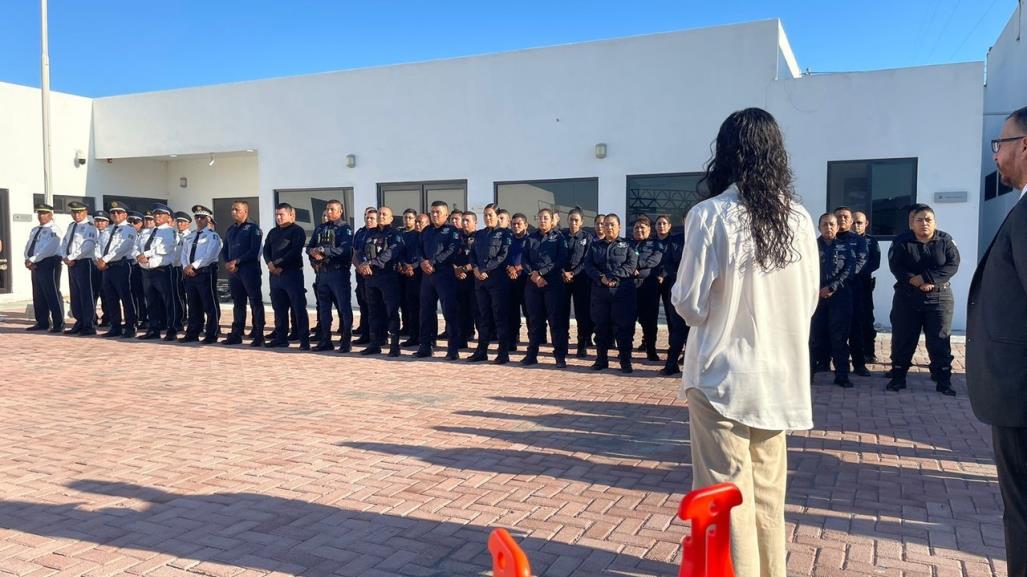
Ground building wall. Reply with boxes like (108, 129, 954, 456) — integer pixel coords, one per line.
(980, 6, 1027, 253)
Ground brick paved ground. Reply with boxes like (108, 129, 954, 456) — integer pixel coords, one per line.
(0, 305, 1005, 577)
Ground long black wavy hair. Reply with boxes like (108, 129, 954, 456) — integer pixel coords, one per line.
(699, 107, 800, 271)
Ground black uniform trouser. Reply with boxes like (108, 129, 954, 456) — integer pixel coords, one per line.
(508, 274, 527, 345)
(315, 268, 352, 346)
(475, 275, 510, 350)
(355, 275, 368, 333)
(993, 425, 1027, 577)
(270, 268, 309, 344)
(848, 277, 867, 366)
(172, 266, 187, 330)
(399, 270, 421, 337)
(659, 278, 689, 362)
(102, 261, 136, 332)
(636, 277, 661, 350)
(31, 256, 64, 328)
(811, 287, 852, 377)
(525, 278, 569, 358)
(68, 259, 96, 332)
(591, 281, 636, 362)
(366, 273, 401, 343)
(563, 273, 593, 347)
(419, 268, 460, 353)
(130, 263, 147, 324)
(184, 267, 219, 338)
(228, 263, 265, 337)
(144, 267, 177, 334)
(91, 264, 108, 323)
(457, 276, 477, 342)
(860, 276, 877, 357)
(889, 291, 954, 377)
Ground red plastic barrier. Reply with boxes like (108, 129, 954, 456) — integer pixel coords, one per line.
(677, 483, 743, 577)
(488, 528, 532, 577)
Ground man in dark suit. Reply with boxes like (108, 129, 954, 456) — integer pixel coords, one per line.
(967, 105, 1027, 577)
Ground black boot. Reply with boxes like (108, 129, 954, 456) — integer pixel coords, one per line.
(645, 343, 659, 362)
(520, 348, 539, 366)
(575, 344, 589, 358)
(619, 359, 634, 374)
(852, 364, 872, 377)
(388, 336, 401, 358)
(591, 351, 609, 371)
(936, 372, 956, 396)
(834, 373, 853, 388)
(659, 361, 681, 376)
(400, 337, 419, 347)
(466, 346, 488, 362)
(493, 345, 510, 365)
(886, 369, 907, 391)
(360, 340, 382, 355)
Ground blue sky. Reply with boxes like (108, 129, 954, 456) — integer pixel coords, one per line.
(0, 0, 1015, 97)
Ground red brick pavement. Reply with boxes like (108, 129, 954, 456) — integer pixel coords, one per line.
(0, 308, 1005, 577)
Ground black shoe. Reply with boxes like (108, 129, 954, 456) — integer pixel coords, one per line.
(575, 345, 589, 358)
(937, 385, 956, 396)
(554, 357, 567, 369)
(314, 342, 334, 352)
(466, 349, 488, 362)
(337, 341, 352, 353)
(138, 331, 160, 340)
(509, 343, 519, 353)
(352, 336, 370, 345)
(101, 330, 122, 338)
(852, 366, 872, 377)
(178, 335, 199, 343)
(445, 351, 460, 361)
(400, 338, 420, 347)
(659, 364, 681, 376)
(520, 353, 539, 366)
(64, 327, 81, 335)
(635, 342, 646, 352)
(834, 376, 853, 388)
(360, 344, 382, 356)
(388, 340, 401, 357)
(250, 337, 265, 347)
(163, 332, 178, 342)
(813, 362, 831, 373)
(353, 326, 364, 336)
(591, 358, 609, 371)
(885, 378, 907, 392)
(415, 347, 432, 358)
(25, 325, 48, 332)
(246, 330, 258, 339)
(221, 335, 243, 345)
(298, 341, 311, 351)
(121, 331, 137, 339)
(48, 325, 64, 333)
(620, 361, 634, 374)
(97, 320, 111, 328)
(287, 332, 299, 342)
(265, 340, 289, 348)
(493, 352, 510, 365)
(309, 325, 321, 336)
(201, 335, 218, 344)
(265, 331, 278, 341)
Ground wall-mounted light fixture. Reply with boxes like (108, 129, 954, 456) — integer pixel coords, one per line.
(74, 149, 86, 167)
(208, 154, 215, 167)
(179, 177, 188, 188)
(594, 143, 607, 159)
(346, 154, 357, 168)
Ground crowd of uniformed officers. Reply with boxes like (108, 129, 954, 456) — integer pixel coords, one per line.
(23, 196, 959, 387)
(23, 197, 695, 375)
(812, 203, 959, 395)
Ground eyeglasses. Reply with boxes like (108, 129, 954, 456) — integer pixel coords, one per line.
(991, 135, 1026, 153)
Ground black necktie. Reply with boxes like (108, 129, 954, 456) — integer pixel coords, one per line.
(65, 222, 78, 252)
(27, 227, 43, 257)
(104, 225, 118, 256)
(145, 228, 158, 251)
(190, 231, 200, 262)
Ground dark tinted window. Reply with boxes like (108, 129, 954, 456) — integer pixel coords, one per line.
(827, 158, 917, 238)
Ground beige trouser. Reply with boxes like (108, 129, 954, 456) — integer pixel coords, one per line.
(686, 388, 788, 577)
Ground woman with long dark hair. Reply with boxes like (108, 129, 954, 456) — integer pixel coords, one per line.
(672, 108, 819, 577)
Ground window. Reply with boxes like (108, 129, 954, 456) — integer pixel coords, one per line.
(827, 158, 917, 238)
(100, 195, 168, 214)
(494, 178, 599, 230)
(984, 170, 1014, 201)
(378, 180, 468, 215)
(34, 194, 97, 215)
(626, 173, 706, 231)
(274, 188, 354, 236)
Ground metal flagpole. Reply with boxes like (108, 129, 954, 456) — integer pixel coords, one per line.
(40, 0, 53, 206)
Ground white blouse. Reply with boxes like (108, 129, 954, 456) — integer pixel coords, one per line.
(672, 184, 820, 431)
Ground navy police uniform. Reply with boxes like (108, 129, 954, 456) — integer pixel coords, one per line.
(224, 217, 265, 343)
(631, 237, 666, 361)
(506, 232, 530, 349)
(585, 235, 638, 370)
(352, 225, 370, 340)
(470, 226, 512, 361)
(857, 233, 881, 362)
(415, 223, 463, 357)
(265, 220, 310, 348)
(522, 228, 570, 364)
(307, 218, 353, 350)
(562, 229, 593, 355)
(399, 227, 422, 345)
(657, 231, 689, 374)
(812, 235, 856, 384)
(357, 225, 403, 355)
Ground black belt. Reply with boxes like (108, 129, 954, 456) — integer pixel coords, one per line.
(106, 258, 129, 266)
(194, 265, 216, 273)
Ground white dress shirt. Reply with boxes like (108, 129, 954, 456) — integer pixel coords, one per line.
(95, 228, 111, 260)
(24, 221, 64, 262)
(140, 224, 176, 269)
(181, 227, 223, 269)
(671, 184, 821, 431)
(61, 219, 98, 261)
(100, 223, 138, 263)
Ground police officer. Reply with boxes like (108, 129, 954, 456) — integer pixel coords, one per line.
(179, 205, 223, 343)
(172, 211, 192, 331)
(414, 200, 463, 360)
(497, 209, 511, 229)
(302, 200, 351, 352)
(93, 211, 112, 328)
(522, 208, 570, 367)
(398, 209, 422, 346)
(630, 216, 666, 362)
(455, 211, 480, 348)
(593, 214, 606, 241)
(506, 213, 530, 351)
(127, 212, 148, 329)
(137, 204, 180, 341)
(264, 203, 310, 350)
(654, 214, 688, 375)
(439, 209, 465, 343)
(95, 202, 138, 337)
(562, 207, 593, 358)
(469, 203, 512, 364)
(886, 205, 959, 395)
(23, 203, 65, 332)
(585, 214, 638, 373)
(356, 208, 403, 356)
(351, 206, 375, 344)
(222, 200, 265, 347)
(812, 213, 856, 387)
(61, 201, 98, 336)
(833, 206, 870, 376)
(852, 211, 881, 363)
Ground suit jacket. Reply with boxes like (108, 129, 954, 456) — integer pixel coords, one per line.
(966, 193, 1027, 427)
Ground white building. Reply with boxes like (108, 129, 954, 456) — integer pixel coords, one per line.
(1, 12, 1023, 331)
